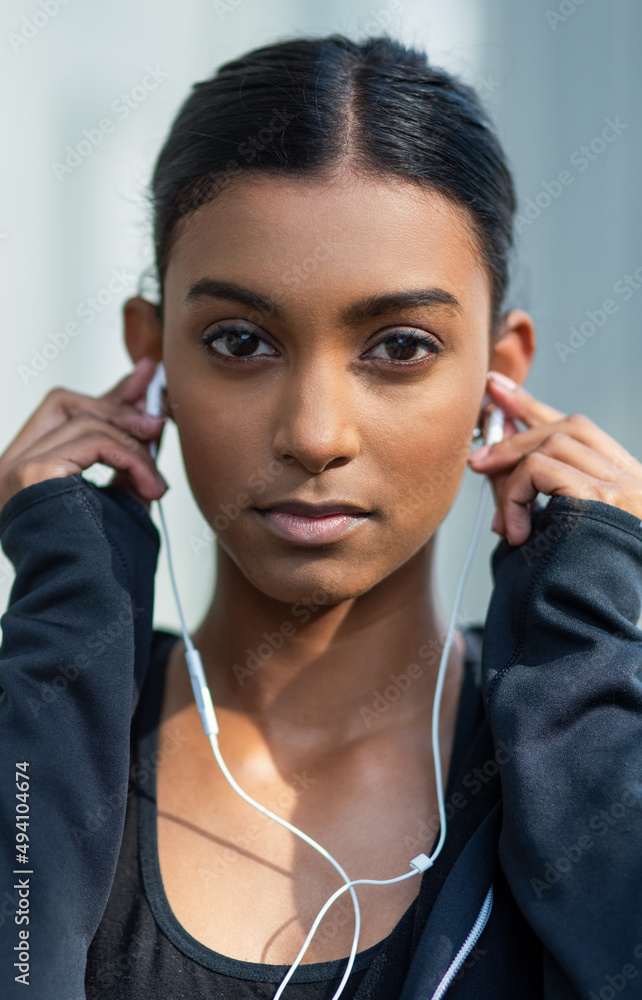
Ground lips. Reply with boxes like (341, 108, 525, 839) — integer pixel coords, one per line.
(256, 499, 371, 517)
(253, 499, 372, 545)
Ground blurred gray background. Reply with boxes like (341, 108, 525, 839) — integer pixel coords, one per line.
(0, 0, 640, 635)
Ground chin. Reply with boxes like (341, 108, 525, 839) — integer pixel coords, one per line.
(229, 549, 385, 608)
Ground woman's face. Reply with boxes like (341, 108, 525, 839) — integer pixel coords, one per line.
(160, 170, 495, 605)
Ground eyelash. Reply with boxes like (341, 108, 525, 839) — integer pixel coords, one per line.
(199, 325, 442, 366)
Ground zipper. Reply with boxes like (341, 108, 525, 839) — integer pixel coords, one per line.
(428, 883, 494, 1000)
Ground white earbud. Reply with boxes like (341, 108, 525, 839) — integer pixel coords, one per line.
(145, 361, 166, 420)
(145, 362, 166, 460)
(484, 404, 505, 447)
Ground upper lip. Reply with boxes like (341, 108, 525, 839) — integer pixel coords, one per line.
(256, 499, 372, 517)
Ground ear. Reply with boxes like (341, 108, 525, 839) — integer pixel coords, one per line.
(122, 296, 163, 365)
(474, 309, 536, 439)
(488, 308, 536, 384)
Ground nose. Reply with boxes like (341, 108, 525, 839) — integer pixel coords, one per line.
(271, 359, 361, 474)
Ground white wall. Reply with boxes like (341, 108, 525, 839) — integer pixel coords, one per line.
(447, 0, 642, 629)
(1, 0, 637, 636)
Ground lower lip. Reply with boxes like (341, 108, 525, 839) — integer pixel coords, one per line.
(256, 509, 371, 545)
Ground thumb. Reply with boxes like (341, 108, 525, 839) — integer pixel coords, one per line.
(102, 357, 159, 409)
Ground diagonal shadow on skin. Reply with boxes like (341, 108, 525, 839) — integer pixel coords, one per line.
(156, 808, 293, 879)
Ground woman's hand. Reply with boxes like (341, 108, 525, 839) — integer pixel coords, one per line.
(467, 370, 642, 546)
(0, 357, 168, 515)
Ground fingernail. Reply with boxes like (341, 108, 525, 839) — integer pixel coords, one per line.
(156, 473, 168, 492)
(488, 371, 518, 391)
(142, 412, 166, 425)
(469, 444, 490, 463)
(491, 510, 502, 533)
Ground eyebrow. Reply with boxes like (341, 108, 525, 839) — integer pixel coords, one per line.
(184, 278, 462, 321)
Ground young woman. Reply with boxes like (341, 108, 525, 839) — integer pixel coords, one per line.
(1, 32, 641, 1000)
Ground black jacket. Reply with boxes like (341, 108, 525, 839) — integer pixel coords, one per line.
(0, 474, 641, 999)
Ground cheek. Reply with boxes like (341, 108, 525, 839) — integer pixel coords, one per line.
(172, 392, 270, 520)
(371, 409, 471, 542)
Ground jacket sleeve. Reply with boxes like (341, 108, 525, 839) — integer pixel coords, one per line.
(0, 474, 160, 999)
(481, 494, 642, 998)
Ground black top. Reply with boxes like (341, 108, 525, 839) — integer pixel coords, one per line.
(4, 477, 642, 999)
(84, 625, 485, 999)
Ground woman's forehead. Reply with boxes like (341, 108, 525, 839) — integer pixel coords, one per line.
(163, 172, 490, 316)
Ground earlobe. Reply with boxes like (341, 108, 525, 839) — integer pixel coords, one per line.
(123, 296, 163, 366)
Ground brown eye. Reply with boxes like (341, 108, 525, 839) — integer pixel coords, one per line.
(367, 332, 441, 363)
(201, 326, 277, 359)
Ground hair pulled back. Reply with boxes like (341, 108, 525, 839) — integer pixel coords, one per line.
(148, 32, 516, 331)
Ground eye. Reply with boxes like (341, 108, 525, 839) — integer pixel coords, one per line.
(365, 331, 441, 364)
(199, 325, 441, 365)
(200, 324, 277, 360)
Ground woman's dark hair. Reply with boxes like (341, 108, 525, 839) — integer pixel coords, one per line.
(147, 32, 517, 332)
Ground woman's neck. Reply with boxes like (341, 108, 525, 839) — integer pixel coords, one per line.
(189, 537, 465, 756)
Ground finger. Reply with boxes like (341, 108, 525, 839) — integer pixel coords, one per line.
(497, 452, 609, 547)
(108, 470, 152, 512)
(490, 432, 642, 538)
(487, 432, 620, 538)
(101, 356, 160, 407)
(12, 431, 167, 503)
(1, 389, 165, 468)
(491, 497, 544, 539)
(482, 429, 633, 485)
(13, 415, 166, 490)
(536, 432, 640, 482)
(20, 411, 162, 462)
(476, 432, 642, 534)
(469, 411, 642, 479)
(2, 362, 162, 467)
(61, 398, 167, 453)
(488, 468, 511, 534)
(56, 394, 165, 443)
(486, 372, 566, 429)
(501, 415, 520, 440)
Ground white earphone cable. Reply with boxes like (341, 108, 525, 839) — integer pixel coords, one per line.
(151, 477, 362, 995)
(273, 466, 495, 996)
(148, 390, 503, 1000)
